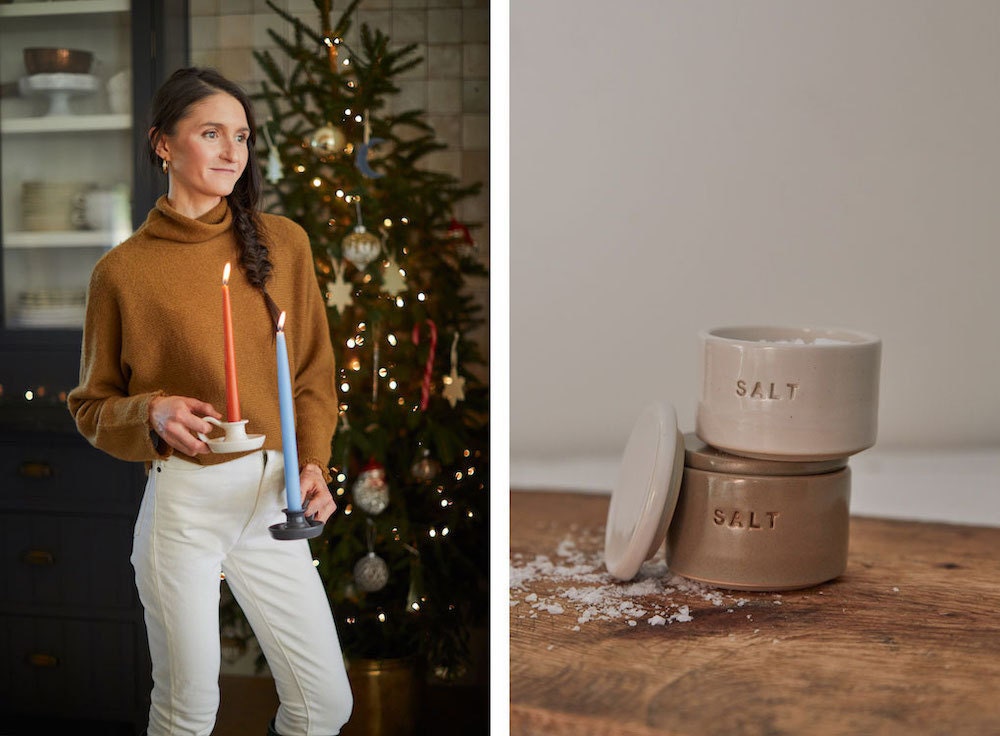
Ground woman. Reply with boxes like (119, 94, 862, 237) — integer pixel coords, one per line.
(68, 68, 353, 736)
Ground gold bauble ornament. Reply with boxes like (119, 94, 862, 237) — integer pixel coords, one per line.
(342, 225, 381, 271)
(308, 124, 348, 156)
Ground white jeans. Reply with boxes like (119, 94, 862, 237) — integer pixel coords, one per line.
(130, 450, 353, 736)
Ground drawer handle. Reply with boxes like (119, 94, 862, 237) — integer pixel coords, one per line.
(23, 549, 56, 566)
(28, 653, 59, 668)
(18, 461, 53, 479)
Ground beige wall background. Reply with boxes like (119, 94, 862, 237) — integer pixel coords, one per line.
(510, 1, 1000, 515)
(188, 0, 490, 358)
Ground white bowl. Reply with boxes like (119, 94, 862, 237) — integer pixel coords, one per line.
(696, 326, 881, 461)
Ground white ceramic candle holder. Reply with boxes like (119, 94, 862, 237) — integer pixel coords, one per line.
(197, 416, 265, 454)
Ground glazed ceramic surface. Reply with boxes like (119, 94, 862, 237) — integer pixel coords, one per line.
(696, 326, 881, 460)
(197, 417, 265, 453)
(667, 459, 851, 591)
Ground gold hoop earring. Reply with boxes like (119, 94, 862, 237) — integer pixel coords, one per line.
(162, 159, 168, 173)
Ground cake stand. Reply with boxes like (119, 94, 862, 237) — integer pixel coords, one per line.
(19, 73, 99, 117)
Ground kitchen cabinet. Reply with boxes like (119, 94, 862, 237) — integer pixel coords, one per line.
(0, 2, 187, 732)
(1, 0, 186, 334)
(0, 407, 150, 734)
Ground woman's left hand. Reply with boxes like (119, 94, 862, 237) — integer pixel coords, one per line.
(301, 463, 336, 523)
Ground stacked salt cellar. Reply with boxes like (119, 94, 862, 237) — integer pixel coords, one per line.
(605, 327, 882, 591)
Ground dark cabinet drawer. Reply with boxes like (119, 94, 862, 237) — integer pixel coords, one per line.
(1, 513, 136, 610)
(0, 440, 143, 512)
(0, 615, 143, 720)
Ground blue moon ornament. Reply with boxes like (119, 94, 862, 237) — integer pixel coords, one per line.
(355, 137, 386, 178)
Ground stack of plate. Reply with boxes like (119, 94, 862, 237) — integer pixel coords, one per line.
(12, 289, 87, 328)
(21, 181, 87, 231)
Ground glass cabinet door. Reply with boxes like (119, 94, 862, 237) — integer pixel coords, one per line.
(0, 0, 133, 331)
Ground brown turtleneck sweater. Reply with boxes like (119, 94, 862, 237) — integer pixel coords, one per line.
(68, 196, 337, 471)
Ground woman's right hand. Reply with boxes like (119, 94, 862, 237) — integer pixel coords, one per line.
(149, 395, 222, 456)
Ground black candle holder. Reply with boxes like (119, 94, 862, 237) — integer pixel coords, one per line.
(269, 508, 324, 540)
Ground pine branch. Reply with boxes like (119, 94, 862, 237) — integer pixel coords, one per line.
(237, 0, 490, 672)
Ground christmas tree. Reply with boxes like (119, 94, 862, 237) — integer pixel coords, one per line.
(248, 0, 489, 676)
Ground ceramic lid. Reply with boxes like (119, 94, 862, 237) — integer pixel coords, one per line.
(604, 401, 685, 581)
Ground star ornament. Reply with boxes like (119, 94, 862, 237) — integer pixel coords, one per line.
(325, 271, 354, 313)
(441, 368, 466, 408)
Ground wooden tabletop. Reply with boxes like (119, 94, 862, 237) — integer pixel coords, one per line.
(510, 491, 1000, 736)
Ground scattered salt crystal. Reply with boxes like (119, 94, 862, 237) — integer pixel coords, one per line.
(628, 620, 637, 627)
(753, 629, 760, 634)
(772, 638, 781, 644)
(648, 615, 667, 626)
(546, 645, 554, 651)
(773, 600, 782, 605)
(670, 605, 693, 623)
(892, 587, 900, 593)
(726, 608, 734, 613)
(556, 539, 581, 559)
(510, 533, 758, 630)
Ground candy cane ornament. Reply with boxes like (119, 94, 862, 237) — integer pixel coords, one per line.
(411, 319, 438, 411)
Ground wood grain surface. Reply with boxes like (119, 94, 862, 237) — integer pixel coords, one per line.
(510, 491, 1000, 736)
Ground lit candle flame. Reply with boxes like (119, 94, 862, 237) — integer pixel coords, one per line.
(223, 262, 231, 286)
(277, 311, 286, 332)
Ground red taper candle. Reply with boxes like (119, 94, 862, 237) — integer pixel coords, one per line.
(222, 262, 241, 421)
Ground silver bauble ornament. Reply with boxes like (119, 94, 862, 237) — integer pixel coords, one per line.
(308, 124, 348, 156)
(353, 461, 389, 515)
(342, 225, 381, 271)
(353, 552, 389, 592)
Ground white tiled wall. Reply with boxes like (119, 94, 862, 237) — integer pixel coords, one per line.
(189, 0, 490, 363)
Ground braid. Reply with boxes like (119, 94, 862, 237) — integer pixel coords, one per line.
(230, 197, 271, 288)
(230, 198, 282, 327)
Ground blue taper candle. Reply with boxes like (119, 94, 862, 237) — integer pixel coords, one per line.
(275, 312, 302, 512)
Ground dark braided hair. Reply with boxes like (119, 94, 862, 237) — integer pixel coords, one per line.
(147, 67, 281, 324)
